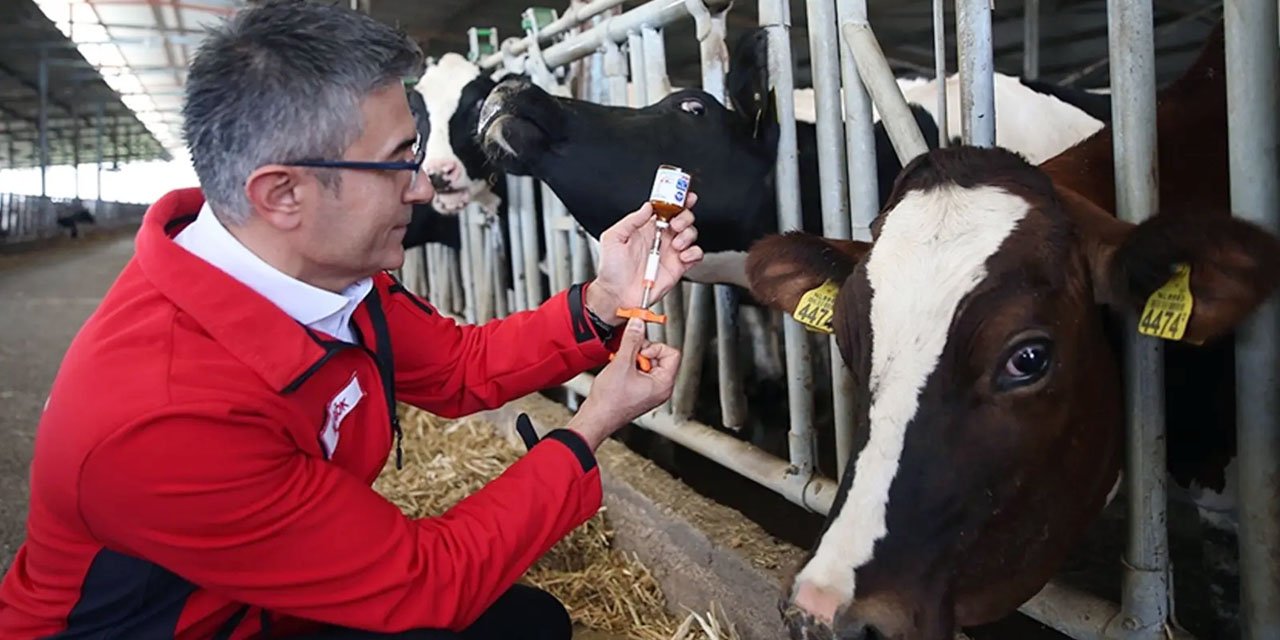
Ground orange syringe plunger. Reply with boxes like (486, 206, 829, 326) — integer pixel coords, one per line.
(648, 164, 691, 226)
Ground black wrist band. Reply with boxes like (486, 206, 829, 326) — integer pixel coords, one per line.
(585, 305, 618, 343)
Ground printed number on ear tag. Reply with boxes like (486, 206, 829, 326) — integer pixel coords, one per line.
(793, 280, 840, 334)
(1138, 263, 1194, 342)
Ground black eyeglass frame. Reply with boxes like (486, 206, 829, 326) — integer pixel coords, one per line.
(281, 132, 425, 187)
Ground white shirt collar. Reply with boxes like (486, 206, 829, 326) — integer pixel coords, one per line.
(172, 202, 373, 343)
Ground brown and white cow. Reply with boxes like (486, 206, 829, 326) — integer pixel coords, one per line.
(743, 21, 1280, 640)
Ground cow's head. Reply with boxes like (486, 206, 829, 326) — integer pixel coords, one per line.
(412, 53, 500, 215)
(474, 30, 788, 253)
(746, 145, 1280, 640)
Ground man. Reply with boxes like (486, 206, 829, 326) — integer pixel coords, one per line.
(0, 2, 702, 639)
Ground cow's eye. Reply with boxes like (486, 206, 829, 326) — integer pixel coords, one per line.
(680, 99, 705, 115)
(996, 338, 1053, 391)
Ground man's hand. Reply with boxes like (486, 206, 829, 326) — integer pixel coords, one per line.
(568, 318, 681, 450)
(585, 194, 704, 326)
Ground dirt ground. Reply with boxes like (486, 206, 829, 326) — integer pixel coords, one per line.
(0, 230, 139, 574)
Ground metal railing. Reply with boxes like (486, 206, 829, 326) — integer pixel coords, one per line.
(399, 0, 1278, 637)
(0, 193, 146, 245)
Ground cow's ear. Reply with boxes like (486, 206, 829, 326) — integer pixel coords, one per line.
(1076, 192, 1280, 345)
(746, 232, 870, 316)
(727, 27, 777, 140)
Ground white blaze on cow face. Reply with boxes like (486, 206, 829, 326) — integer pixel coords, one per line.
(791, 184, 1031, 621)
(418, 53, 482, 214)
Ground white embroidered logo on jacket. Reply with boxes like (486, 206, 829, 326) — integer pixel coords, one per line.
(321, 374, 364, 459)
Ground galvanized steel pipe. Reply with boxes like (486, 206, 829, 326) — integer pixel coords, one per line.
(933, 0, 950, 147)
(1224, 0, 1280, 635)
(535, 0, 732, 71)
(955, 0, 996, 146)
(1024, 0, 1041, 80)
(808, 0, 857, 481)
(506, 176, 529, 311)
(1103, 0, 1172, 636)
(760, 0, 816, 476)
(477, 0, 632, 70)
(519, 177, 543, 306)
(565, 373, 838, 513)
(840, 21, 930, 165)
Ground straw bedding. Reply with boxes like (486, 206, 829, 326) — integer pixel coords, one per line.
(373, 405, 741, 640)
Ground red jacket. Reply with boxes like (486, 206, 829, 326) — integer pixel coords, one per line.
(0, 187, 620, 639)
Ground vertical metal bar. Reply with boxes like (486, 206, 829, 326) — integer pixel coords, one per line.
(955, 0, 996, 147)
(640, 26, 670, 350)
(842, 23, 930, 164)
(424, 244, 439, 304)
(545, 185, 573, 297)
(474, 208, 495, 323)
(1102, 0, 1169, 636)
(72, 99, 80, 199)
(458, 208, 477, 323)
(641, 26, 669, 100)
(38, 47, 48, 199)
(627, 31, 648, 108)
(1224, 0, 1280, 635)
(809, 0, 856, 479)
(485, 215, 507, 319)
(447, 247, 464, 315)
(507, 176, 529, 311)
(601, 36, 629, 105)
(691, 1, 747, 430)
(934, 0, 950, 148)
(520, 177, 543, 305)
(760, 0, 815, 476)
(1024, 0, 1041, 80)
(95, 101, 104, 215)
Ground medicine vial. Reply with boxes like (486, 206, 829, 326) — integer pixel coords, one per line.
(648, 164, 691, 225)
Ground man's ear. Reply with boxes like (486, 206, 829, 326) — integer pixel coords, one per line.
(1082, 201, 1280, 345)
(244, 165, 306, 231)
(746, 231, 871, 316)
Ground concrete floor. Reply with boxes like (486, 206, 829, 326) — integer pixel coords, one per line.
(0, 230, 138, 573)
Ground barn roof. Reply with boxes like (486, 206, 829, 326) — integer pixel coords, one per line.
(0, 0, 1223, 173)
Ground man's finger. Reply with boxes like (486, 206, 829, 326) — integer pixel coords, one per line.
(677, 246, 704, 264)
(685, 191, 698, 209)
(671, 225, 698, 251)
(614, 317, 647, 362)
(666, 209, 696, 234)
(604, 203, 655, 244)
(648, 345, 682, 382)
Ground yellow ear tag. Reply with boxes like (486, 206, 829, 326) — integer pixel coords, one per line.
(793, 280, 840, 334)
(1138, 263, 1194, 341)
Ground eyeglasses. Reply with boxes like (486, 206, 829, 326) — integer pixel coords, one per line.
(282, 132, 425, 189)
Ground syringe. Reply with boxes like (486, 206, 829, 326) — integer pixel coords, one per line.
(638, 219, 669, 310)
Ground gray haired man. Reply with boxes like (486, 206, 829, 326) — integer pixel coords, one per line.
(0, 1, 703, 638)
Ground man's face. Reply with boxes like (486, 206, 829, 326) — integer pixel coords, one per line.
(295, 82, 434, 284)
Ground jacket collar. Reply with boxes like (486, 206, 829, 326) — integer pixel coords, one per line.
(136, 187, 354, 392)
(172, 202, 373, 343)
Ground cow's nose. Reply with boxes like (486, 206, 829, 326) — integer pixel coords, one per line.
(428, 173, 452, 191)
(780, 602, 892, 640)
(780, 601, 836, 640)
(423, 157, 462, 184)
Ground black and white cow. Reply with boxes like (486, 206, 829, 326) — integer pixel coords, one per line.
(416, 52, 506, 217)
(476, 27, 1110, 289)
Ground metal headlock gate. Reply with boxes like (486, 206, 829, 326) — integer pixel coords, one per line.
(399, 0, 1279, 637)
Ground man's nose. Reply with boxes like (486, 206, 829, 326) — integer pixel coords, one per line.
(406, 168, 434, 204)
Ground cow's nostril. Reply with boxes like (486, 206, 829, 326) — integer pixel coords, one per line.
(428, 173, 452, 191)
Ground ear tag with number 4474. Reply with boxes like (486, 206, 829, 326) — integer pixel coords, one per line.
(793, 280, 840, 334)
(1137, 263, 1196, 343)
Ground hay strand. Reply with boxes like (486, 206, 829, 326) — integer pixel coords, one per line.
(373, 407, 740, 640)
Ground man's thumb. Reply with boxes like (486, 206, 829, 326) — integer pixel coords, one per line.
(616, 317, 646, 358)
